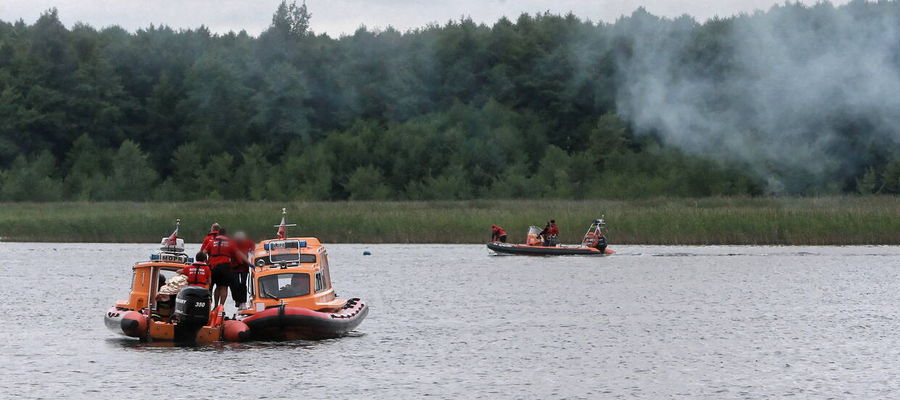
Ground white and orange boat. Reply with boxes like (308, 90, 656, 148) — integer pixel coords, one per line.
(105, 213, 368, 342)
(104, 220, 237, 342)
(487, 219, 615, 256)
(236, 209, 368, 341)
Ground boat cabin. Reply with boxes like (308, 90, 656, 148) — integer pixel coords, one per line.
(117, 238, 194, 313)
(242, 237, 344, 315)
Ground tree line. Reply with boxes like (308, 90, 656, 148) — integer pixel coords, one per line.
(0, 1, 897, 201)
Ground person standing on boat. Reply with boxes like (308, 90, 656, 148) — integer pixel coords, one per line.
(201, 228, 250, 308)
(180, 252, 212, 289)
(201, 223, 221, 249)
(232, 231, 255, 309)
(491, 224, 508, 243)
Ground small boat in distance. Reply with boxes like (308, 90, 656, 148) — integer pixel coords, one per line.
(487, 219, 615, 256)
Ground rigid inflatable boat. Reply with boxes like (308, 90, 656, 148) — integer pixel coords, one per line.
(105, 220, 230, 343)
(487, 219, 615, 256)
(232, 209, 368, 340)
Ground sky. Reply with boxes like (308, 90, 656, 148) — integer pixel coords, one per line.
(0, 0, 854, 36)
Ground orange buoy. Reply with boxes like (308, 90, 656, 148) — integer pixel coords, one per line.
(121, 311, 148, 338)
(223, 320, 251, 342)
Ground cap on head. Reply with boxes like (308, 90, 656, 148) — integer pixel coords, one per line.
(195, 252, 207, 262)
(550, 220, 556, 223)
(210, 223, 221, 232)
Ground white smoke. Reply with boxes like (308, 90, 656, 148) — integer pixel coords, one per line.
(614, 2, 900, 192)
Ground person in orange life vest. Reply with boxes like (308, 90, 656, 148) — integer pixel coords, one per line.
(201, 223, 221, 250)
(200, 227, 250, 307)
(491, 224, 508, 243)
(539, 220, 560, 246)
(232, 231, 255, 309)
(180, 252, 212, 289)
(548, 220, 560, 236)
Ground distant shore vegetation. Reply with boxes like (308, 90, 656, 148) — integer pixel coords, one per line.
(0, 197, 896, 244)
(1, 2, 899, 201)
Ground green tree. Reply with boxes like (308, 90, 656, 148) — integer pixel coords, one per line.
(98, 140, 158, 200)
(344, 165, 390, 200)
(0, 151, 64, 201)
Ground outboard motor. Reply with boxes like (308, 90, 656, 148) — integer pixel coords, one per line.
(174, 286, 211, 329)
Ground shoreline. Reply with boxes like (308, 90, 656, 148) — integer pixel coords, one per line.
(0, 197, 897, 245)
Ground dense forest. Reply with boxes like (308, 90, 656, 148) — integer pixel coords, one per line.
(0, 1, 898, 201)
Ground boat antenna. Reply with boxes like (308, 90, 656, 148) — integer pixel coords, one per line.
(274, 208, 297, 239)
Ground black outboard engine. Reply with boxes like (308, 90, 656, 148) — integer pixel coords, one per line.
(173, 286, 211, 340)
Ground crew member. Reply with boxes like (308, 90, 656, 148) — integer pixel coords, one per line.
(201, 223, 221, 249)
(201, 227, 250, 307)
(180, 252, 212, 289)
(539, 222, 551, 246)
(548, 220, 560, 236)
(232, 231, 255, 309)
(491, 224, 508, 243)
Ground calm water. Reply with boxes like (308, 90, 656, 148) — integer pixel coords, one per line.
(1, 243, 899, 399)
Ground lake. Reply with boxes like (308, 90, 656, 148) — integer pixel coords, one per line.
(1, 243, 898, 399)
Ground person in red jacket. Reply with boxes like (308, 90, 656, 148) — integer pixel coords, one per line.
(200, 228, 250, 307)
(232, 231, 255, 308)
(540, 220, 560, 246)
(548, 220, 560, 236)
(490, 224, 508, 243)
(201, 223, 220, 250)
(180, 252, 212, 289)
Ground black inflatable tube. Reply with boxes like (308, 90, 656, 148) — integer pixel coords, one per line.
(245, 305, 369, 340)
(487, 242, 604, 256)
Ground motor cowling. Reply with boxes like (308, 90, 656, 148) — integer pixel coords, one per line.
(174, 286, 211, 327)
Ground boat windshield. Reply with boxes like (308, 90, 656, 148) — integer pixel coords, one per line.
(257, 273, 310, 299)
(527, 226, 542, 236)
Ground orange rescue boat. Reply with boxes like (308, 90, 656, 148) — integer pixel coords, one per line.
(234, 209, 368, 340)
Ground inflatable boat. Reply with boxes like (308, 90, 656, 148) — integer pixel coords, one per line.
(231, 209, 368, 341)
(487, 241, 614, 256)
(105, 220, 229, 343)
(487, 219, 615, 256)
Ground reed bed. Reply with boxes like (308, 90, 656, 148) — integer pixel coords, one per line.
(0, 197, 897, 244)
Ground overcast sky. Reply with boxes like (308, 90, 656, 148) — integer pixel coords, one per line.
(0, 0, 852, 36)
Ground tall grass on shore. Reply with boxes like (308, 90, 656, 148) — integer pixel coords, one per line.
(0, 197, 897, 245)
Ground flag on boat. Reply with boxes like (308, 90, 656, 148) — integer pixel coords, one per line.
(276, 214, 287, 240)
(164, 220, 180, 246)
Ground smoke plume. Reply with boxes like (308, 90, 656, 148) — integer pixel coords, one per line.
(613, 2, 900, 192)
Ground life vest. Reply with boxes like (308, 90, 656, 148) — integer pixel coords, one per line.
(206, 235, 234, 266)
(548, 224, 560, 236)
(182, 263, 211, 287)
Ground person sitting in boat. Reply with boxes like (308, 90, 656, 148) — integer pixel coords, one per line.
(540, 220, 560, 246)
(201, 228, 250, 308)
(491, 224, 508, 243)
(232, 231, 255, 308)
(180, 252, 212, 289)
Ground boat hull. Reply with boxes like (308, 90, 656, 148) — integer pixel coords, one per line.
(242, 298, 368, 341)
(487, 241, 614, 256)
